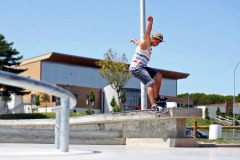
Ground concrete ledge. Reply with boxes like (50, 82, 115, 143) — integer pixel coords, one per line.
(126, 138, 199, 147)
(70, 108, 202, 124)
(0, 119, 55, 126)
(0, 108, 202, 126)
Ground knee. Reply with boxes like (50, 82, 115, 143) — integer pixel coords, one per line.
(147, 83, 154, 88)
(157, 73, 162, 80)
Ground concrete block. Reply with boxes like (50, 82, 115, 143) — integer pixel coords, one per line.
(70, 108, 202, 124)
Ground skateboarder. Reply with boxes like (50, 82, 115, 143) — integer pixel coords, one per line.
(129, 16, 167, 112)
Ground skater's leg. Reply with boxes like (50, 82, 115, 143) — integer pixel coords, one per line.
(153, 73, 162, 99)
(147, 83, 157, 107)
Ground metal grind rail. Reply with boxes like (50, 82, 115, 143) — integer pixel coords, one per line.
(0, 70, 77, 152)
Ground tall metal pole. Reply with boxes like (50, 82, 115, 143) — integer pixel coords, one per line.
(140, 0, 147, 110)
(233, 60, 240, 140)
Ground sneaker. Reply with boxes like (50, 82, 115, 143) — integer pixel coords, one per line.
(151, 104, 167, 112)
(151, 106, 158, 111)
(155, 96, 168, 104)
(157, 106, 168, 113)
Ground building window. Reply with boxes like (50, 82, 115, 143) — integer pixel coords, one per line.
(121, 88, 141, 111)
(31, 94, 36, 104)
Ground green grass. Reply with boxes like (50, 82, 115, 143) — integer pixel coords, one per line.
(198, 139, 240, 144)
(186, 118, 213, 127)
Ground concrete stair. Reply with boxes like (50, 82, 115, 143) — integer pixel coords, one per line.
(0, 128, 125, 145)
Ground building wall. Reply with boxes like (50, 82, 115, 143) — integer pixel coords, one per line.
(56, 84, 101, 110)
(17, 61, 41, 80)
(197, 105, 226, 118)
(41, 61, 177, 97)
(41, 61, 108, 88)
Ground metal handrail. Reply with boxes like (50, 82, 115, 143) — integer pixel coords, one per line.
(0, 70, 77, 152)
(0, 70, 76, 109)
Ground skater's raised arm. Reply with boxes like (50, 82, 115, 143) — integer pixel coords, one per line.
(130, 39, 140, 46)
(139, 16, 153, 50)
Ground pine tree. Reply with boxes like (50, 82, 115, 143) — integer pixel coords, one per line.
(216, 107, 221, 116)
(204, 107, 210, 120)
(0, 34, 29, 101)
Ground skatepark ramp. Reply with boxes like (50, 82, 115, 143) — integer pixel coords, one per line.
(0, 70, 77, 152)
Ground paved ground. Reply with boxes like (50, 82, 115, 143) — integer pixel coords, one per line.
(0, 143, 239, 160)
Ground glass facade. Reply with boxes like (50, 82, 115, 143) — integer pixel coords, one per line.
(122, 88, 141, 111)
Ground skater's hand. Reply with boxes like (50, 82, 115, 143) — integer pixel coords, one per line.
(130, 39, 139, 45)
(147, 16, 153, 23)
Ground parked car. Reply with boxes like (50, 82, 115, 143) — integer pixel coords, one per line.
(185, 127, 208, 139)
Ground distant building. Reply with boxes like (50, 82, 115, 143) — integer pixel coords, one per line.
(197, 102, 240, 118)
(4, 52, 191, 113)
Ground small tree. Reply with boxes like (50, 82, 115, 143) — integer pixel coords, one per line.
(182, 104, 187, 108)
(96, 49, 131, 110)
(205, 107, 210, 120)
(34, 95, 40, 113)
(120, 90, 126, 105)
(89, 90, 95, 106)
(111, 96, 122, 112)
(41, 93, 50, 112)
(216, 107, 221, 116)
(35, 95, 40, 106)
(228, 108, 233, 117)
(88, 89, 95, 114)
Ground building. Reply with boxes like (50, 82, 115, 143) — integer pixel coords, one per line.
(8, 52, 191, 113)
(198, 102, 240, 118)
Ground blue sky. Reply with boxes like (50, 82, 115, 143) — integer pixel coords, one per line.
(1, 0, 240, 96)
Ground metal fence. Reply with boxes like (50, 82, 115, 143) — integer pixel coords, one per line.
(0, 70, 77, 152)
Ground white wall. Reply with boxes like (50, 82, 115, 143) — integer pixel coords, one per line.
(197, 105, 226, 118)
(102, 85, 119, 113)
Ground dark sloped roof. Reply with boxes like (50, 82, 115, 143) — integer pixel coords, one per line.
(21, 52, 189, 80)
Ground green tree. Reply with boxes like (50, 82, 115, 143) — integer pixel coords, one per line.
(225, 95, 233, 103)
(236, 93, 240, 102)
(96, 49, 131, 109)
(178, 93, 239, 105)
(0, 34, 30, 101)
(228, 108, 233, 117)
(204, 107, 210, 120)
(182, 104, 187, 108)
(110, 96, 122, 112)
(33, 95, 40, 113)
(89, 89, 95, 105)
(216, 107, 221, 116)
(120, 90, 126, 105)
(41, 93, 50, 112)
(86, 89, 95, 114)
(35, 95, 40, 106)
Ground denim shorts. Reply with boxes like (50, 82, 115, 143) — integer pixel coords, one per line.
(130, 67, 160, 86)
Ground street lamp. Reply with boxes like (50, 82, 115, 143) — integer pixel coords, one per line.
(233, 60, 240, 140)
(140, 0, 147, 110)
